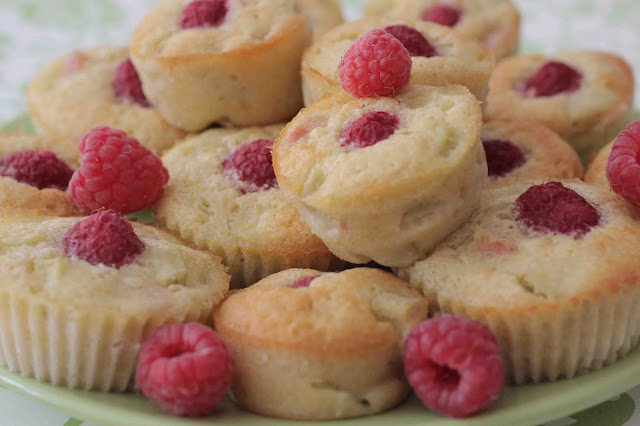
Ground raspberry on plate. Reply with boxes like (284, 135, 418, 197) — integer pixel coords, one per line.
(0, 150, 74, 191)
(607, 120, 640, 208)
(136, 323, 233, 417)
(68, 126, 169, 214)
(339, 29, 412, 98)
(403, 315, 504, 418)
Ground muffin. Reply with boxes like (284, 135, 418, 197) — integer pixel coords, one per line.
(213, 268, 428, 420)
(154, 125, 345, 288)
(130, 0, 310, 131)
(273, 84, 487, 267)
(0, 212, 230, 391)
(364, 0, 520, 60)
(584, 141, 613, 190)
(399, 180, 640, 384)
(482, 120, 583, 186)
(27, 46, 186, 158)
(0, 135, 80, 217)
(302, 18, 494, 106)
(297, 0, 343, 40)
(486, 51, 635, 162)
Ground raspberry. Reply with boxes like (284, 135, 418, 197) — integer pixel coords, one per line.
(606, 120, 640, 208)
(65, 51, 83, 75)
(136, 323, 233, 417)
(482, 139, 526, 177)
(384, 25, 437, 58)
(112, 59, 150, 107)
(61, 210, 145, 269)
(69, 126, 169, 214)
(422, 5, 462, 27)
(182, 0, 228, 29)
(289, 276, 319, 288)
(523, 61, 583, 98)
(515, 182, 600, 238)
(403, 315, 504, 418)
(339, 29, 412, 98)
(340, 111, 399, 149)
(0, 150, 74, 191)
(222, 139, 278, 193)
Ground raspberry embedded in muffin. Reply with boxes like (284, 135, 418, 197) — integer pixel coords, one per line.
(515, 181, 600, 238)
(112, 59, 151, 107)
(181, 0, 228, 29)
(482, 139, 526, 178)
(384, 24, 437, 57)
(340, 111, 400, 149)
(222, 139, 278, 193)
(289, 275, 319, 288)
(0, 150, 74, 191)
(422, 4, 462, 27)
(523, 61, 583, 98)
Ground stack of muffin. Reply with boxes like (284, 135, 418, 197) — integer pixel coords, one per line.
(0, 0, 639, 421)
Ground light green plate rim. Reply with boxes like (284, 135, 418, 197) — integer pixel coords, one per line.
(1, 112, 640, 426)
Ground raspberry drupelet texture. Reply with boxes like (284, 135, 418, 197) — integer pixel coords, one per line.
(515, 182, 600, 238)
(523, 61, 583, 98)
(68, 126, 169, 214)
(422, 5, 462, 27)
(339, 29, 412, 98)
(112, 59, 150, 107)
(607, 120, 640, 208)
(0, 150, 74, 190)
(340, 111, 400, 149)
(289, 276, 319, 288)
(222, 139, 278, 193)
(403, 315, 504, 418)
(384, 25, 437, 58)
(182, 0, 228, 29)
(482, 139, 527, 177)
(62, 210, 145, 268)
(136, 323, 234, 417)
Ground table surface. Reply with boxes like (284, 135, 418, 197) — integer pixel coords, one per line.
(0, 0, 639, 425)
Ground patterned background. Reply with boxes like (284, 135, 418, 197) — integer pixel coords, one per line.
(0, 0, 639, 425)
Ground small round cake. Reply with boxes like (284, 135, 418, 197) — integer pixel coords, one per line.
(302, 18, 494, 106)
(0, 135, 80, 217)
(584, 141, 613, 190)
(398, 180, 640, 384)
(130, 0, 310, 131)
(154, 125, 345, 288)
(273, 84, 487, 267)
(364, 0, 520, 60)
(486, 51, 635, 162)
(482, 120, 583, 186)
(213, 268, 428, 420)
(296, 0, 343, 40)
(27, 46, 186, 157)
(0, 212, 229, 391)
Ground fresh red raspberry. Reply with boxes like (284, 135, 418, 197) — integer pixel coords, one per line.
(69, 126, 169, 214)
(222, 139, 278, 193)
(182, 0, 228, 29)
(289, 276, 319, 288)
(607, 120, 640, 208)
(384, 25, 437, 58)
(404, 315, 504, 418)
(523, 61, 583, 97)
(0, 150, 74, 190)
(482, 139, 526, 177)
(340, 111, 399, 149)
(422, 5, 462, 27)
(61, 210, 145, 268)
(112, 59, 150, 107)
(515, 182, 600, 238)
(339, 29, 412, 98)
(136, 323, 233, 417)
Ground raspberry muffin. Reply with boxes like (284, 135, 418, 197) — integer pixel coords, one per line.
(273, 84, 486, 267)
(297, 0, 343, 40)
(0, 135, 80, 217)
(482, 120, 583, 186)
(130, 0, 310, 131)
(302, 18, 494, 106)
(364, 0, 520, 60)
(0, 211, 229, 391)
(213, 268, 428, 420)
(399, 180, 640, 384)
(486, 52, 635, 161)
(27, 46, 186, 158)
(154, 125, 345, 288)
(584, 141, 613, 190)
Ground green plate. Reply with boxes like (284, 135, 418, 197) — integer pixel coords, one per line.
(2, 113, 640, 426)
